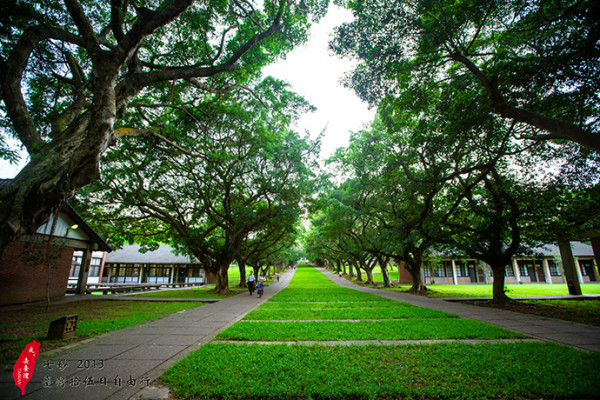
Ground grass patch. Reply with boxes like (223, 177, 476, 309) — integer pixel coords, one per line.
(270, 288, 390, 303)
(469, 299, 600, 327)
(131, 285, 245, 299)
(244, 307, 456, 320)
(216, 319, 522, 341)
(259, 301, 410, 309)
(162, 342, 600, 400)
(0, 300, 202, 365)
(419, 283, 600, 298)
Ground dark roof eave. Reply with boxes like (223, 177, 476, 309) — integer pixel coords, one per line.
(62, 204, 112, 253)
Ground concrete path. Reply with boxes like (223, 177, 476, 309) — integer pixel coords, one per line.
(319, 268, 600, 352)
(0, 270, 295, 400)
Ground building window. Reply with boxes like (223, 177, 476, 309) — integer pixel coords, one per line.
(88, 257, 102, 277)
(434, 265, 447, 277)
(70, 256, 82, 277)
(579, 260, 593, 276)
(147, 265, 170, 283)
(423, 267, 430, 278)
(455, 262, 468, 277)
(505, 266, 514, 277)
(517, 261, 528, 276)
(548, 261, 560, 276)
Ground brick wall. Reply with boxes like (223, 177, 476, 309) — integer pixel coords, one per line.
(0, 240, 74, 306)
(398, 261, 414, 284)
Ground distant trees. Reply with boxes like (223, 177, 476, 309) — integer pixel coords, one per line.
(306, 72, 598, 302)
(301, 1, 600, 303)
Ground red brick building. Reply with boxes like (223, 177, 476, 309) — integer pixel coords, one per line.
(0, 184, 111, 305)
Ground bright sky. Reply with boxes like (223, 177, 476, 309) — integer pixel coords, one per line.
(263, 5, 375, 160)
(0, 6, 374, 179)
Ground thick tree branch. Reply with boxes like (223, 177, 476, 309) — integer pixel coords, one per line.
(450, 51, 600, 152)
(63, 0, 102, 59)
(117, 0, 284, 96)
(113, 0, 195, 65)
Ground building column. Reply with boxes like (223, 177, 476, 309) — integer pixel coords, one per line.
(170, 265, 175, 284)
(97, 252, 107, 284)
(591, 238, 600, 281)
(451, 260, 458, 285)
(76, 245, 93, 295)
(542, 259, 552, 284)
(512, 259, 521, 282)
(574, 257, 584, 284)
(558, 241, 582, 295)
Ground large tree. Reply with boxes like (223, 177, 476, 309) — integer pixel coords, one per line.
(331, 0, 600, 151)
(0, 0, 325, 252)
(76, 78, 317, 293)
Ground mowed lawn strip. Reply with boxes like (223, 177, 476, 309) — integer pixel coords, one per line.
(269, 291, 391, 302)
(243, 307, 457, 320)
(259, 300, 408, 309)
(161, 342, 600, 400)
(216, 319, 523, 341)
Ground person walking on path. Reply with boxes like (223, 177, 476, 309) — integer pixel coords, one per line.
(277, 273, 280, 282)
(247, 272, 256, 295)
(257, 273, 267, 298)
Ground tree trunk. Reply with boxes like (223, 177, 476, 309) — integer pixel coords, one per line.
(364, 268, 374, 285)
(377, 255, 392, 288)
(0, 67, 117, 255)
(490, 263, 511, 304)
(348, 263, 354, 278)
(354, 264, 362, 281)
(381, 265, 392, 288)
(406, 262, 427, 295)
(213, 261, 231, 295)
(238, 261, 247, 288)
(0, 125, 106, 254)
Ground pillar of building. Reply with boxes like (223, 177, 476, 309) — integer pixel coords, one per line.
(542, 259, 552, 284)
(169, 265, 176, 284)
(76, 245, 93, 295)
(558, 241, 582, 295)
(574, 257, 584, 284)
(512, 259, 521, 282)
(591, 238, 600, 281)
(97, 252, 107, 284)
(451, 260, 458, 285)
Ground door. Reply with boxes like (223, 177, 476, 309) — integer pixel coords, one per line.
(527, 266, 537, 282)
(580, 260, 597, 282)
(468, 266, 477, 283)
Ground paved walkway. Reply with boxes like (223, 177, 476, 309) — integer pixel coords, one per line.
(3, 267, 599, 399)
(318, 268, 600, 352)
(0, 270, 295, 400)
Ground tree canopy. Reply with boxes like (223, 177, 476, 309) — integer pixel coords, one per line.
(0, 0, 326, 252)
(331, 0, 600, 151)
(76, 77, 317, 292)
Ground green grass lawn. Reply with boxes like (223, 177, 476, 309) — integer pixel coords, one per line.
(424, 283, 600, 298)
(162, 342, 600, 400)
(0, 301, 203, 365)
(217, 319, 522, 341)
(131, 285, 245, 299)
(160, 264, 600, 399)
(243, 306, 456, 320)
